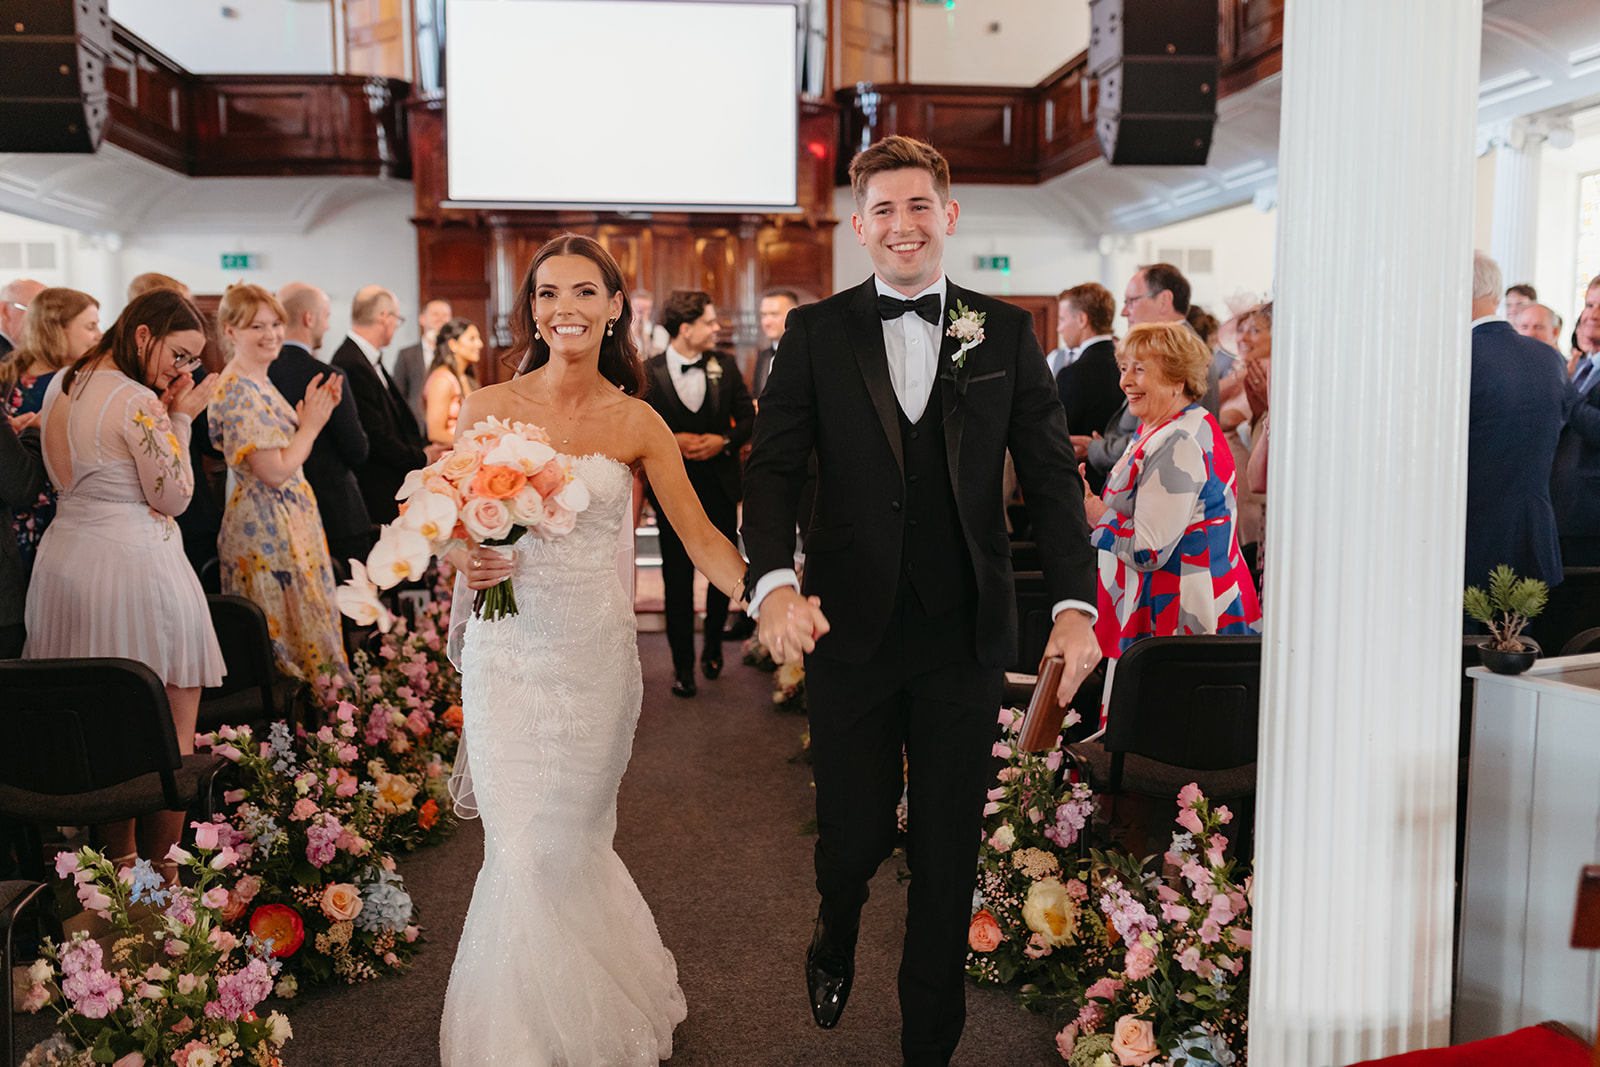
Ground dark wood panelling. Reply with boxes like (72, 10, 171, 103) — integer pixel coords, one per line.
(102, 24, 409, 179)
(1218, 0, 1283, 96)
(1002, 295, 1058, 356)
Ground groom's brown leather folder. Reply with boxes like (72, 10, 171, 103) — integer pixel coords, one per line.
(1017, 656, 1068, 752)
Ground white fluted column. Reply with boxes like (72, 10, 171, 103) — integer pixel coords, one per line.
(1488, 118, 1545, 293)
(1249, 3, 1481, 1064)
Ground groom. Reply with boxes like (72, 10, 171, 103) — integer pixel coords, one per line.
(741, 135, 1101, 1066)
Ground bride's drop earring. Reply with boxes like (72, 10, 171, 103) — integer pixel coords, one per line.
(606, 318, 615, 337)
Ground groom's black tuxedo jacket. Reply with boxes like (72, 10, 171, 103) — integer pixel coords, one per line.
(742, 277, 1097, 668)
(644, 350, 755, 506)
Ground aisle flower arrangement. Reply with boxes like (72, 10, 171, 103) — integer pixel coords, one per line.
(22, 845, 292, 1067)
(772, 660, 806, 712)
(196, 716, 422, 988)
(741, 634, 777, 672)
(335, 416, 590, 623)
(968, 711, 1253, 1065)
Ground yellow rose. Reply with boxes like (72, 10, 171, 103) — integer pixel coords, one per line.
(1021, 876, 1078, 947)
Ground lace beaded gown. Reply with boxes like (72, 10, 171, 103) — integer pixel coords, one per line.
(440, 454, 685, 1066)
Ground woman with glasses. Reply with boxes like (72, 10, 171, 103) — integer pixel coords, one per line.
(210, 282, 350, 684)
(24, 289, 223, 872)
(1, 288, 101, 574)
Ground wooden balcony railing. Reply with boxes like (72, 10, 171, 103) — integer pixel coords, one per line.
(103, 25, 410, 179)
(837, 0, 1283, 184)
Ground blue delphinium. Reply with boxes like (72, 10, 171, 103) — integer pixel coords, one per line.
(123, 859, 171, 907)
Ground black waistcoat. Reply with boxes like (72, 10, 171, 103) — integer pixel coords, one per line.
(898, 402, 977, 618)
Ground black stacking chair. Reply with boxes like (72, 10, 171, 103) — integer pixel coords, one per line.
(1010, 571, 1054, 675)
(1561, 627, 1600, 656)
(1065, 635, 1261, 855)
(2, 879, 48, 1067)
(1009, 541, 1041, 573)
(0, 658, 226, 880)
(198, 594, 283, 733)
(1531, 567, 1600, 661)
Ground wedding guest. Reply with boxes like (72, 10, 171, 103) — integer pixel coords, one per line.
(1055, 282, 1121, 441)
(1514, 303, 1563, 351)
(1504, 282, 1537, 320)
(332, 286, 435, 526)
(270, 282, 371, 574)
(629, 289, 670, 358)
(1466, 253, 1565, 592)
(1122, 262, 1219, 416)
(0, 414, 44, 656)
(0, 278, 45, 359)
(1, 287, 101, 575)
(753, 288, 799, 398)
(127, 273, 191, 301)
(211, 283, 350, 683)
(1553, 274, 1600, 566)
(1083, 322, 1261, 691)
(394, 298, 451, 432)
(1216, 303, 1271, 568)
(423, 317, 482, 445)
(24, 289, 223, 869)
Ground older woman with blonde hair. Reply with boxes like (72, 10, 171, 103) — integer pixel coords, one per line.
(209, 282, 349, 683)
(1084, 321, 1261, 674)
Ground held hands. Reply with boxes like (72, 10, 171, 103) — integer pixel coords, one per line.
(9, 411, 39, 432)
(463, 544, 515, 590)
(675, 432, 725, 461)
(296, 373, 341, 433)
(756, 586, 830, 664)
(1042, 609, 1101, 708)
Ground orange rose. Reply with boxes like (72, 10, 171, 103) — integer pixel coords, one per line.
(968, 908, 1003, 952)
(441, 705, 464, 730)
(470, 464, 528, 501)
(529, 458, 565, 498)
(418, 798, 439, 830)
(321, 882, 363, 922)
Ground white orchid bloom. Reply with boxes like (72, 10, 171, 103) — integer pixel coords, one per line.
(395, 466, 429, 502)
(552, 473, 591, 513)
(484, 434, 556, 476)
(335, 562, 395, 631)
(397, 491, 459, 544)
(367, 526, 432, 589)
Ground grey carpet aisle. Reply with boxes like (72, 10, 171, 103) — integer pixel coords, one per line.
(15, 632, 1063, 1066)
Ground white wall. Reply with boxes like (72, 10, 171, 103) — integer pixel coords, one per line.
(109, 0, 334, 74)
(0, 189, 419, 356)
(910, 0, 1087, 87)
(1119, 202, 1278, 317)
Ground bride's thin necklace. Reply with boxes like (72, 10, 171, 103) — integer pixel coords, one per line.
(543, 375, 589, 447)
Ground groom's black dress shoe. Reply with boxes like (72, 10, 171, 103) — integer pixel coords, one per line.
(805, 916, 856, 1029)
(700, 652, 723, 679)
(671, 668, 697, 698)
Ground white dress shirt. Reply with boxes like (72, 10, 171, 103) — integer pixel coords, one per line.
(346, 331, 386, 376)
(665, 343, 708, 413)
(750, 274, 1096, 628)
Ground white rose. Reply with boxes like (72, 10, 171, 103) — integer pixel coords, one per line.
(506, 486, 544, 526)
(991, 823, 1016, 851)
(267, 1011, 293, 1045)
(1021, 876, 1078, 947)
(27, 959, 51, 984)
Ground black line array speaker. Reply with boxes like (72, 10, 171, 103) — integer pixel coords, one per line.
(1087, 0, 1218, 166)
(0, 0, 114, 153)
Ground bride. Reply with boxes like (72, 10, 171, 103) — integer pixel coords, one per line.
(439, 234, 750, 1065)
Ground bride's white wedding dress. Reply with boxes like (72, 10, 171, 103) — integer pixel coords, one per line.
(441, 454, 686, 1066)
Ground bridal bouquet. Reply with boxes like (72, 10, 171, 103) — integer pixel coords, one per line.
(336, 416, 591, 623)
(22, 845, 292, 1067)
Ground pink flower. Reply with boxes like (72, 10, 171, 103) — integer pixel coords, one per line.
(1199, 919, 1223, 944)
(1205, 833, 1228, 866)
(174, 1039, 211, 1067)
(337, 743, 358, 764)
(404, 925, 419, 942)
(384, 951, 399, 966)
(1176, 807, 1204, 834)
(1177, 782, 1204, 808)
(192, 821, 219, 850)
(1234, 929, 1252, 948)
(223, 789, 246, 804)
(21, 983, 49, 1012)
(1208, 893, 1237, 926)
(1085, 976, 1123, 1002)
(1175, 943, 1201, 973)
(207, 927, 238, 953)
(1024, 932, 1053, 959)
(1055, 1023, 1078, 1060)
(1124, 941, 1157, 981)
(290, 798, 318, 822)
(76, 883, 112, 915)
(54, 852, 81, 879)
(1044, 748, 1062, 771)
(177, 973, 201, 994)
(1160, 902, 1192, 924)
(1065, 879, 1088, 901)
(982, 801, 1001, 816)
(1111, 1015, 1160, 1066)
(317, 725, 336, 744)
(201, 887, 229, 909)
(1074, 1001, 1104, 1032)
(992, 742, 1012, 759)
(1215, 804, 1233, 824)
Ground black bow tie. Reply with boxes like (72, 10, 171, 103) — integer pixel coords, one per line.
(682, 356, 709, 372)
(877, 293, 942, 325)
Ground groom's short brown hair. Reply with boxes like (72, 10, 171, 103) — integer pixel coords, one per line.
(848, 136, 951, 208)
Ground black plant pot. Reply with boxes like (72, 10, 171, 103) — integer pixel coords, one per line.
(1479, 638, 1541, 675)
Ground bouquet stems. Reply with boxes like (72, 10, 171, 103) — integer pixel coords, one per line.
(474, 578, 519, 621)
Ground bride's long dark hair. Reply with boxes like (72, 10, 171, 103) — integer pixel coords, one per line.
(504, 234, 647, 397)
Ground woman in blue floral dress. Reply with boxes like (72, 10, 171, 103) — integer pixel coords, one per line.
(210, 283, 349, 683)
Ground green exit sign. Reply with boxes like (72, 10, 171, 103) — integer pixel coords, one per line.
(974, 255, 1010, 272)
(220, 253, 260, 271)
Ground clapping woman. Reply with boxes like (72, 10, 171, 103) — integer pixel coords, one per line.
(1083, 322, 1262, 701)
(24, 289, 223, 868)
(210, 283, 349, 684)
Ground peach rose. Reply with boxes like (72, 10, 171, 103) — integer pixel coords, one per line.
(507, 485, 545, 526)
(529, 458, 566, 498)
(470, 464, 528, 501)
(321, 882, 363, 922)
(539, 501, 577, 538)
(1111, 1015, 1159, 1066)
(422, 472, 463, 506)
(968, 908, 1003, 952)
(460, 497, 513, 541)
(438, 448, 483, 485)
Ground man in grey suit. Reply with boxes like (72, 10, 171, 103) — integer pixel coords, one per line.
(391, 298, 452, 433)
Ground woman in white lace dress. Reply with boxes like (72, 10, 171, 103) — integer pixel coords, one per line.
(439, 235, 758, 1066)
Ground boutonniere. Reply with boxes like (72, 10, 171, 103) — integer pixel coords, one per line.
(705, 357, 723, 385)
(946, 301, 987, 369)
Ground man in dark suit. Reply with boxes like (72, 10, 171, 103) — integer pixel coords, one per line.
(753, 288, 800, 400)
(644, 290, 755, 696)
(330, 286, 435, 527)
(392, 298, 452, 433)
(1465, 253, 1566, 592)
(1054, 282, 1122, 438)
(1553, 273, 1600, 567)
(0, 279, 45, 360)
(741, 136, 1100, 1067)
(272, 283, 372, 574)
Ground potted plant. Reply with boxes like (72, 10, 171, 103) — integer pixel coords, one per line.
(1465, 564, 1549, 674)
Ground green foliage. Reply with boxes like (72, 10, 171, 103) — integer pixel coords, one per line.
(1464, 564, 1549, 652)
